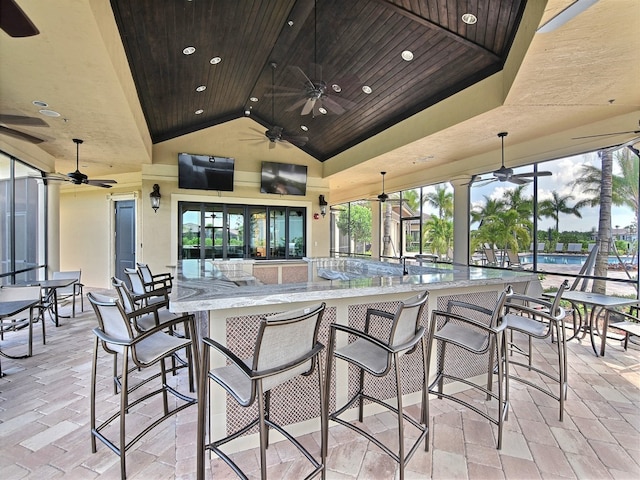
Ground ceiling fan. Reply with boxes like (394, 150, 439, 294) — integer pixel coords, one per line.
(266, 0, 357, 117)
(247, 63, 308, 149)
(0, 113, 49, 144)
(473, 132, 552, 187)
(0, 0, 39, 37)
(40, 139, 117, 188)
(365, 171, 391, 202)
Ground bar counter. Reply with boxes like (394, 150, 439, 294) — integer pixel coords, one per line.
(170, 258, 536, 312)
(169, 258, 536, 454)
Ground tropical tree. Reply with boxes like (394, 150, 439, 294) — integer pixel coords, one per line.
(423, 216, 453, 258)
(401, 189, 421, 213)
(572, 148, 639, 217)
(482, 209, 531, 265)
(538, 191, 586, 233)
(336, 203, 372, 254)
(470, 196, 505, 227)
(572, 148, 638, 293)
(424, 185, 453, 219)
(502, 185, 533, 219)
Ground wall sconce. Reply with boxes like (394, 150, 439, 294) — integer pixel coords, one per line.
(150, 184, 161, 212)
(319, 194, 328, 217)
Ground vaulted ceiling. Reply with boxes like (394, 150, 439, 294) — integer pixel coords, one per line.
(0, 0, 638, 203)
(110, 0, 526, 161)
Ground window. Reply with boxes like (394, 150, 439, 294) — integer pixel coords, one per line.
(470, 145, 639, 297)
(179, 202, 306, 261)
(0, 151, 47, 285)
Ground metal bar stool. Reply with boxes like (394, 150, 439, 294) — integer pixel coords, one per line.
(197, 302, 326, 480)
(324, 291, 429, 480)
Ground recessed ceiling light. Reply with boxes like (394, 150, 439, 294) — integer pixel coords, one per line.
(300, 125, 308, 131)
(288, 20, 294, 27)
(401, 50, 414, 61)
(318, 107, 328, 115)
(462, 13, 477, 25)
(362, 85, 372, 94)
(249, 97, 259, 102)
(210, 56, 222, 64)
(33, 100, 48, 107)
(183, 46, 196, 55)
(244, 109, 251, 116)
(332, 84, 342, 92)
(195, 109, 204, 115)
(39, 109, 60, 117)
(196, 85, 206, 92)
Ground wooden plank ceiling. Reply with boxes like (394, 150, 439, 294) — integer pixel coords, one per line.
(110, 0, 526, 161)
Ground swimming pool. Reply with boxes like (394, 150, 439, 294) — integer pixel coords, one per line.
(519, 254, 636, 265)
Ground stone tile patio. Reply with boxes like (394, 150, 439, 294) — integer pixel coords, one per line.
(1, 290, 638, 479)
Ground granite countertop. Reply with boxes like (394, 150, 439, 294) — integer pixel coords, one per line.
(169, 259, 536, 312)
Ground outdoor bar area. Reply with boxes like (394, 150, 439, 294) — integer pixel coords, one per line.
(171, 258, 535, 453)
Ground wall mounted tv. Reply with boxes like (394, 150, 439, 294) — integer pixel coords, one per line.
(260, 161, 307, 196)
(178, 153, 235, 191)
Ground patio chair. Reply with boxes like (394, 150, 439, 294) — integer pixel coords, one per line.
(506, 249, 530, 269)
(0, 285, 45, 357)
(325, 291, 429, 480)
(555, 243, 565, 253)
(136, 262, 173, 293)
(427, 287, 510, 449)
(112, 277, 195, 391)
(567, 243, 582, 253)
(87, 292, 198, 479)
(504, 280, 569, 421)
(483, 247, 498, 266)
(52, 270, 84, 317)
(197, 303, 326, 480)
(123, 267, 168, 308)
(607, 308, 640, 351)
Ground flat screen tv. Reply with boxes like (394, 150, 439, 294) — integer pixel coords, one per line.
(260, 161, 307, 196)
(178, 153, 234, 191)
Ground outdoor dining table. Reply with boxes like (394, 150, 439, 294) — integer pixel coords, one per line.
(555, 290, 640, 356)
(0, 298, 41, 376)
(16, 278, 76, 327)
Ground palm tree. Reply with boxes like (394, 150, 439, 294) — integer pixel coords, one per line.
(572, 148, 639, 218)
(502, 185, 533, 219)
(572, 148, 638, 293)
(538, 191, 586, 233)
(423, 216, 453, 258)
(424, 185, 453, 219)
(470, 196, 505, 227)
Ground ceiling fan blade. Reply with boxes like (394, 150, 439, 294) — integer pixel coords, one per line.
(87, 179, 117, 184)
(511, 171, 552, 179)
(301, 98, 316, 116)
(287, 66, 314, 87)
(0, 0, 39, 37)
(572, 130, 640, 140)
(285, 98, 308, 113)
(324, 94, 356, 113)
(0, 114, 48, 127)
(472, 178, 497, 187)
(268, 141, 276, 150)
(85, 180, 114, 188)
(0, 125, 45, 143)
(322, 96, 346, 115)
(507, 177, 532, 185)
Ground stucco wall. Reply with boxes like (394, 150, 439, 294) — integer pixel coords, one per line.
(59, 122, 331, 289)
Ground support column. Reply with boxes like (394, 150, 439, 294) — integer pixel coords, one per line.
(47, 182, 61, 276)
(450, 176, 473, 265)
